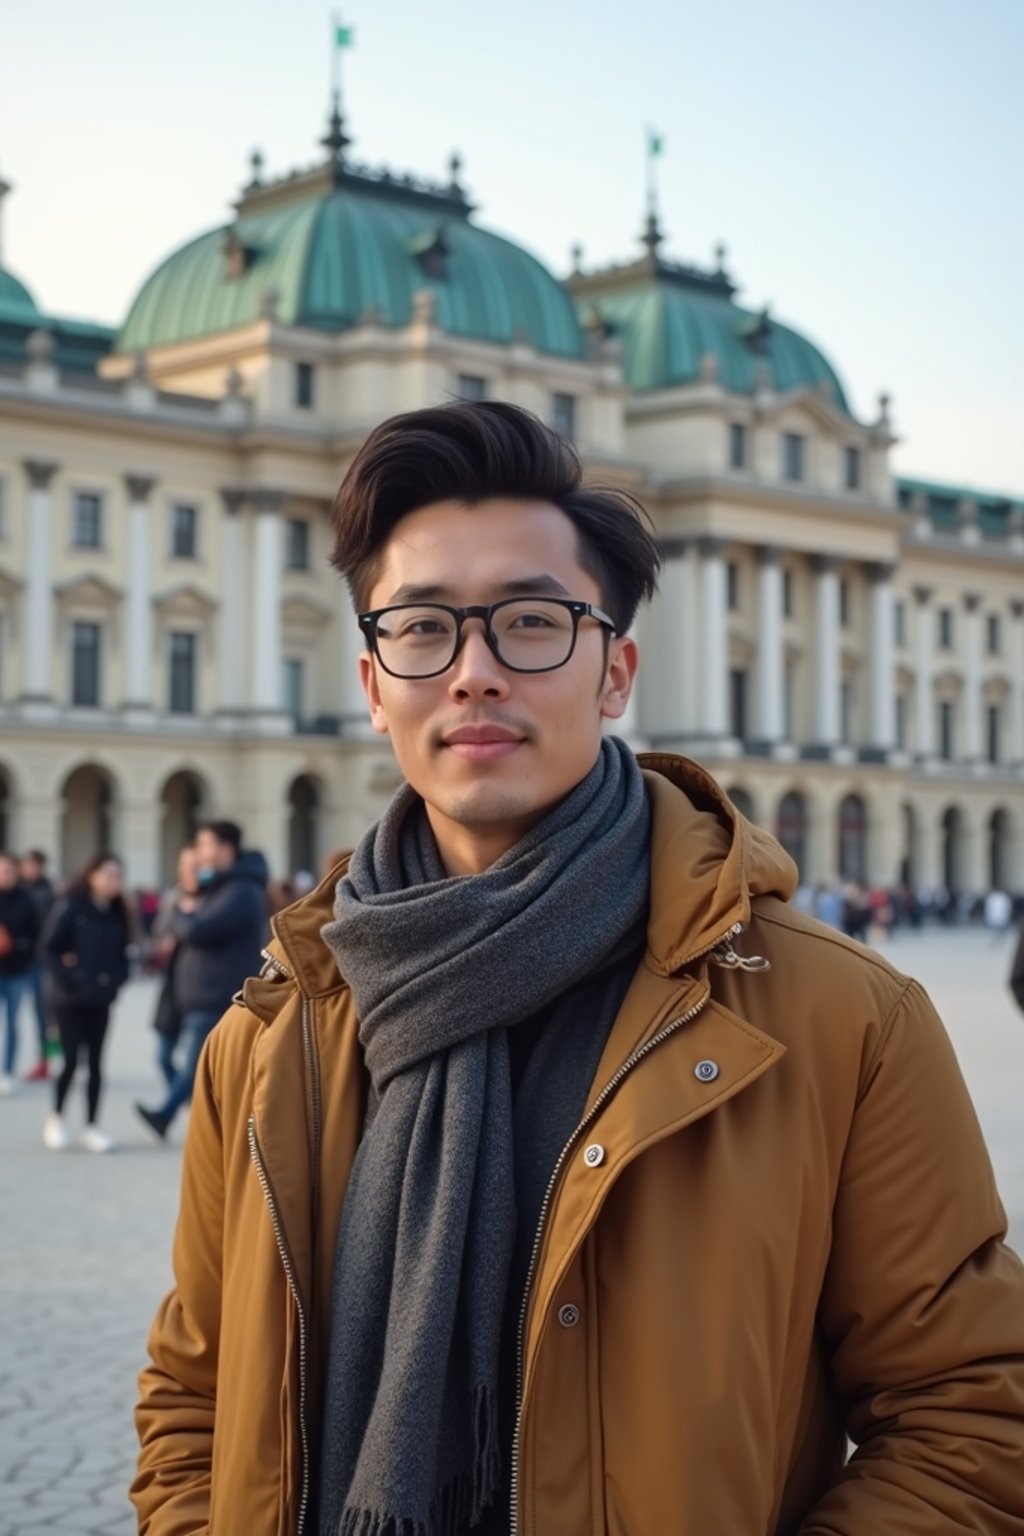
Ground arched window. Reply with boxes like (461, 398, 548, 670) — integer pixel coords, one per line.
(837, 794, 867, 883)
(776, 792, 807, 877)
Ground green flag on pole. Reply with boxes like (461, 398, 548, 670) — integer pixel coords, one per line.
(648, 129, 664, 157)
(336, 23, 354, 46)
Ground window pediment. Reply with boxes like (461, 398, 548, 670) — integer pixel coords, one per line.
(54, 573, 122, 611)
(283, 593, 333, 642)
(153, 584, 220, 624)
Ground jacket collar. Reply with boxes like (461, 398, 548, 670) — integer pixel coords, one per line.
(265, 752, 798, 1000)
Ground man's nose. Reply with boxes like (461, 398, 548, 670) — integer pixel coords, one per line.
(448, 622, 510, 699)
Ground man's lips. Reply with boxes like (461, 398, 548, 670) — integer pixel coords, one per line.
(441, 725, 527, 761)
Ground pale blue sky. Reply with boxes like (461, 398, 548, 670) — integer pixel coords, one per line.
(2, 0, 1022, 490)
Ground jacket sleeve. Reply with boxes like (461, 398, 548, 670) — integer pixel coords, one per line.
(41, 898, 74, 964)
(1010, 926, 1024, 1013)
(170, 883, 259, 949)
(799, 979, 1024, 1534)
(132, 1029, 225, 1535)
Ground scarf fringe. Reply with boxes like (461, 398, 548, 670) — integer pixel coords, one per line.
(324, 1391, 501, 1536)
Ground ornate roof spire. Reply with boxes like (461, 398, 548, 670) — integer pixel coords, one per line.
(641, 127, 666, 263)
(321, 91, 351, 167)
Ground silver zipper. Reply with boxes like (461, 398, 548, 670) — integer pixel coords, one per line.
(248, 1114, 312, 1535)
(709, 923, 770, 972)
(509, 982, 711, 1535)
(259, 947, 290, 980)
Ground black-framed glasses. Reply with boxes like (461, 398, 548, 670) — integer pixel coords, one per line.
(358, 597, 618, 679)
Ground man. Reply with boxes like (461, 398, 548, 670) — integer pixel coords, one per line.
(1010, 913, 1024, 1015)
(19, 849, 56, 1081)
(134, 402, 1024, 1535)
(0, 851, 40, 1094)
(134, 820, 267, 1141)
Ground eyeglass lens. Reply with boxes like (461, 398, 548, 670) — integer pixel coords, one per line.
(374, 601, 578, 676)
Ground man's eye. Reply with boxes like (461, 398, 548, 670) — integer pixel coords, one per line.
(509, 612, 555, 629)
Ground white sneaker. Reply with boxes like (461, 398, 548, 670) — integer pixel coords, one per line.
(0, 1074, 15, 1096)
(43, 1113, 71, 1150)
(80, 1125, 116, 1153)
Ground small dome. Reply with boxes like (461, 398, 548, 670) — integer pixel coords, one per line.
(0, 265, 40, 318)
(573, 253, 850, 413)
(118, 156, 584, 361)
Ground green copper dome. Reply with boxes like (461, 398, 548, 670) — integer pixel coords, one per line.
(0, 265, 40, 318)
(571, 232, 850, 412)
(118, 137, 584, 360)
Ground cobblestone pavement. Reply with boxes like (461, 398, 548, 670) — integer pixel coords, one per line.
(1, 928, 1022, 1534)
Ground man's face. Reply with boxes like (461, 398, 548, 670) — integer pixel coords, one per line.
(194, 830, 234, 874)
(0, 856, 17, 891)
(20, 856, 43, 884)
(359, 498, 637, 873)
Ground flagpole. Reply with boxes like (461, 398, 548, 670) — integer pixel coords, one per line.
(645, 125, 656, 219)
(332, 12, 343, 106)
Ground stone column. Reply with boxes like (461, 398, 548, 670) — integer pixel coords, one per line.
(867, 562, 896, 752)
(641, 539, 690, 741)
(218, 489, 246, 714)
(811, 555, 841, 748)
(912, 585, 934, 758)
(123, 475, 156, 715)
(21, 460, 59, 707)
(755, 545, 785, 743)
(251, 490, 285, 719)
(697, 537, 729, 738)
(962, 592, 983, 762)
(1009, 599, 1024, 766)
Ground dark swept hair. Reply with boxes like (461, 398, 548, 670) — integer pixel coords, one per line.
(329, 400, 661, 633)
(68, 852, 129, 929)
(196, 819, 242, 853)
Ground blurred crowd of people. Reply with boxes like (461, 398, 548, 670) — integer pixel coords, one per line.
(793, 879, 1024, 943)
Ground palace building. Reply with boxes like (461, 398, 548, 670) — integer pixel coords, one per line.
(0, 107, 1021, 893)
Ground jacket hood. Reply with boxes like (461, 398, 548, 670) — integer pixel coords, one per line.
(220, 849, 269, 887)
(267, 753, 799, 998)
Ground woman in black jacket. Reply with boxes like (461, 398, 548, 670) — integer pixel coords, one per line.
(42, 853, 131, 1153)
(0, 851, 40, 1093)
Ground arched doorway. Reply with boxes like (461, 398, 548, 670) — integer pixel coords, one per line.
(287, 775, 321, 878)
(837, 794, 868, 884)
(989, 808, 1011, 891)
(159, 770, 209, 883)
(899, 802, 919, 889)
(941, 805, 965, 894)
(776, 791, 807, 878)
(725, 785, 754, 821)
(60, 764, 115, 878)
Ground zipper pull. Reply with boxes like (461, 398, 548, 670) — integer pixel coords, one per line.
(710, 925, 771, 973)
(259, 948, 291, 980)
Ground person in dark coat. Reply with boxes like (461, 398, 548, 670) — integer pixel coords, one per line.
(1010, 919, 1024, 1015)
(42, 853, 131, 1151)
(0, 851, 41, 1093)
(19, 849, 56, 1081)
(135, 820, 268, 1141)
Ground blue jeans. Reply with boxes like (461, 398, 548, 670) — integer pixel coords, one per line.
(157, 1009, 220, 1123)
(27, 963, 49, 1062)
(0, 974, 29, 1076)
(156, 1031, 179, 1089)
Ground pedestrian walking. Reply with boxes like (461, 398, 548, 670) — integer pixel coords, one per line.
(1010, 916, 1024, 1015)
(18, 848, 56, 1080)
(0, 851, 40, 1094)
(149, 846, 199, 1089)
(42, 853, 131, 1152)
(134, 820, 267, 1142)
(133, 401, 1024, 1535)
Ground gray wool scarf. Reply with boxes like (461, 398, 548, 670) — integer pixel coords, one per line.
(317, 737, 651, 1536)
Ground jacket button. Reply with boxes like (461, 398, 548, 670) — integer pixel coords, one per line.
(558, 1304, 581, 1329)
(694, 1059, 720, 1083)
(583, 1143, 605, 1168)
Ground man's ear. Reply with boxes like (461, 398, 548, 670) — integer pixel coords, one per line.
(360, 652, 391, 736)
(599, 635, 638, 720)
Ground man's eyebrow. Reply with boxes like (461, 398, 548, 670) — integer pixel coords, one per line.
(383, 574, 573, 605)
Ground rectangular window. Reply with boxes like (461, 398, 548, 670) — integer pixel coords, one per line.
(729, 422, 747, 470)
(839, 578, 850, 628)
(726, 561, 740, 612)
(0, 475, 6, 539)
(456, 373, 487, 402)
(72, 492, 103, 549)
(782, 433, 804, 483)
(894, 598, 906, 647)
(844, 446, 861, 491)
(284, 657, 304, 721)
(782, 567, 794, 618)
(987, 704, 1001, 764)
(840, 680, 853, 745)
(986, 613, 1001, 655)
(285, 518, 310, 572)
(168, 631, 196, 714)
(295, 362, 315, 409)
(71, 621, 101, 707)
(551, 392, 576, 440)
(729, 668, 748, 741)
(938, 607, 954, 649)
(939, 699, 954, 760)
(895, 693, 907, 751)
(170, 503, 198, 559)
